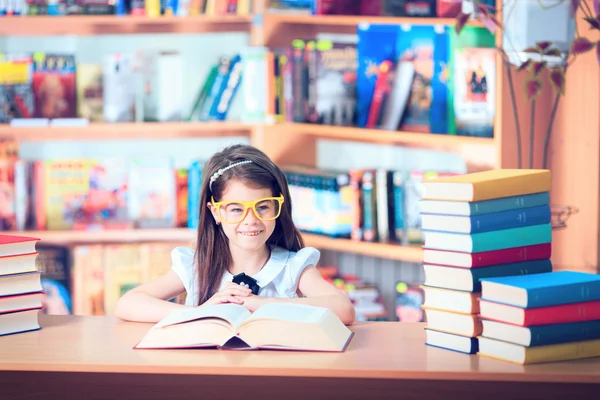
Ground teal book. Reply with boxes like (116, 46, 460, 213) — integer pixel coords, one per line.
(419, 192, 550, 216)
(423, 223, 552, 253)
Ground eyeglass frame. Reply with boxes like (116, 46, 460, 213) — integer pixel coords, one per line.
(210, 194, 285, 224)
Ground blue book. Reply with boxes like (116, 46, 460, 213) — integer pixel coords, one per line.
(421, 204, 551, 234)
(423, 259, 552, 292)
(482, 319, 600, 347)
(425, 329, 478, 354)
(187, 160, 203, 229)
(420, 192, 550, 216)
(480, 271, 600, 308)
(423, 223, 552, 253)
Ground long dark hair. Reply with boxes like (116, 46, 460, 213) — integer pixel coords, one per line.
(194, 144, 304, 305)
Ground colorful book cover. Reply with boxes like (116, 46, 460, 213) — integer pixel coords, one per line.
(448, 26, 496, 135)
(76, 63, 104, 122)
(43, 159, 94, 230)
(453, 47, 496, 137)
(128, 157, 176, 228)
(397, 25, 451, 134)
(32, 53, 77, 119)
(36, 244, 72, 315)
(315, 40, 357, 126)
(72, 158, 130, 230)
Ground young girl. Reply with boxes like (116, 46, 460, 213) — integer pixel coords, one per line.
(115, 144, 356, 325)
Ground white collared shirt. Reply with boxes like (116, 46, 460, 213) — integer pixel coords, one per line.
(170, 245, 321, 306)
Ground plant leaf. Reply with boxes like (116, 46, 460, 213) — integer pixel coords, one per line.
(523, 46, 541, 54)
(481, 17, 499, 34)
(455, 12, 471, 35)
(571, 37, 595, 55)
(532, 61, 546, 76)
(536, 41, 552, 52)
(524, 77, 543, 101)
(549, 67, 566, 95)
(584, 16, 600, 30)
(545, 48, 563, 57)
(475, 2, 490, 17)
(570, 0, 581, 18)
(517, 59, 532, 72)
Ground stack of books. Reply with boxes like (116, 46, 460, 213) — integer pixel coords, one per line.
(0, 234, 43, 336)
(477, 270, 600, 364)
(418, 169, 554, 354)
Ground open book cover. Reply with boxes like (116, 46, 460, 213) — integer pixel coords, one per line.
(134, 303, 354, 352)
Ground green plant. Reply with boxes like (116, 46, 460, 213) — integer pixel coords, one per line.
(455, 0, 600, 169)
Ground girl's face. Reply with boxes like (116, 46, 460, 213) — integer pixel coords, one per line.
(207, 179, 277, 252)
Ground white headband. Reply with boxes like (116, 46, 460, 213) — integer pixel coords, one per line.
(209, 160, 253, 191)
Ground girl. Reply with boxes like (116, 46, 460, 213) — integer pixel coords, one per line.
(115, 144, 356, 325)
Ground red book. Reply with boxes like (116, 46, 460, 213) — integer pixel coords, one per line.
(422, 243, 551, 268)
(479, 299, 600, 326)
(0, 235, 40, 258)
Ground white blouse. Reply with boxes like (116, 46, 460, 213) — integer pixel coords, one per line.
(170, 245, 321, 306)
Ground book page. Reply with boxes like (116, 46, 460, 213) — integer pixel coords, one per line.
(155, 304, 251, 329)
(243, 303, 328, 325)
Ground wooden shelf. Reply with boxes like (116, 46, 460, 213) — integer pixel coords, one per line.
(8, 229, 422, 262)
(0, 15, 252, 36)
(0, 122, 252, 142)
(277, 123, 493, 147)
(14, 229, 196, 245)
(303, 233, 422, 263)
(269, 123, 497, 168)
(264, 13, 480, 28)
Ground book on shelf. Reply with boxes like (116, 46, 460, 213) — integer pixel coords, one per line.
(135, 303, 354, 352)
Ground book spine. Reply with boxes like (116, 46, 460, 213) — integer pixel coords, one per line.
(471, 223, 552, 253)
(470, 259, 553, 292)
(523, 300, 600, 327)
(470, 192, 551, 215)
(467, 204, 551, 233)
(528, 280, 600, 308)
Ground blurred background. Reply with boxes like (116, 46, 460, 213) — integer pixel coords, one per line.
(0, 0, 598, 325)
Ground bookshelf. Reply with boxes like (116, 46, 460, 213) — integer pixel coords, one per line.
(2, 1, 599, 271)
(0, 122, 252, 142)
(0, 15, 252, 36)
(5, 229, 423, 262)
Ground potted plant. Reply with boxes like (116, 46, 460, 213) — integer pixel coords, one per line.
(454, 0, 599, 228)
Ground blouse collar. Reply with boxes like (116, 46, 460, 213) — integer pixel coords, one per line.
(222, 245, 290, 288)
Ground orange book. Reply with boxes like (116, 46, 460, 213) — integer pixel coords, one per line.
(421, 169, 551, 202)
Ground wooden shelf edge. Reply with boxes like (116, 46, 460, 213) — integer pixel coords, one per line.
(0, 15, 252, 36)
(302, 234, 423, 263)
(0, 122, 253, 141)
(270, 124, 496, 169)
(264, 13, 482, 28)
(5, 229, 422, 262)
(276, 123, 494, 147)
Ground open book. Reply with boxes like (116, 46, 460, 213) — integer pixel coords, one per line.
(134, 303, 354, 352)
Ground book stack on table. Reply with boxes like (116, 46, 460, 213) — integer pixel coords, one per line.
(418, 169, 554, 354)
(477, 270, 600, 364)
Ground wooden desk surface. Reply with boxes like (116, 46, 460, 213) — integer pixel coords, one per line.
(1, 314, 599, 384)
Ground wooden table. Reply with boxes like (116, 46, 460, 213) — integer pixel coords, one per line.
(1, 315, 599, 400)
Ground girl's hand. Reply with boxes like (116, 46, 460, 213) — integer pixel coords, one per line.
(205, 282, 252, 306)
(235, 294, 267, 312)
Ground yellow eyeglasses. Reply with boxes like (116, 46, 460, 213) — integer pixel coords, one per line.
(211, 195, 285, 224)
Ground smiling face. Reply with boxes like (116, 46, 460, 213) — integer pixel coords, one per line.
(207, 179, 277, 252)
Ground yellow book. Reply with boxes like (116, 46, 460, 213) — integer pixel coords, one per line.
(478, 336, 600, 364)
(135, 303, 353, 352)
(421, 169, 551, 202)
